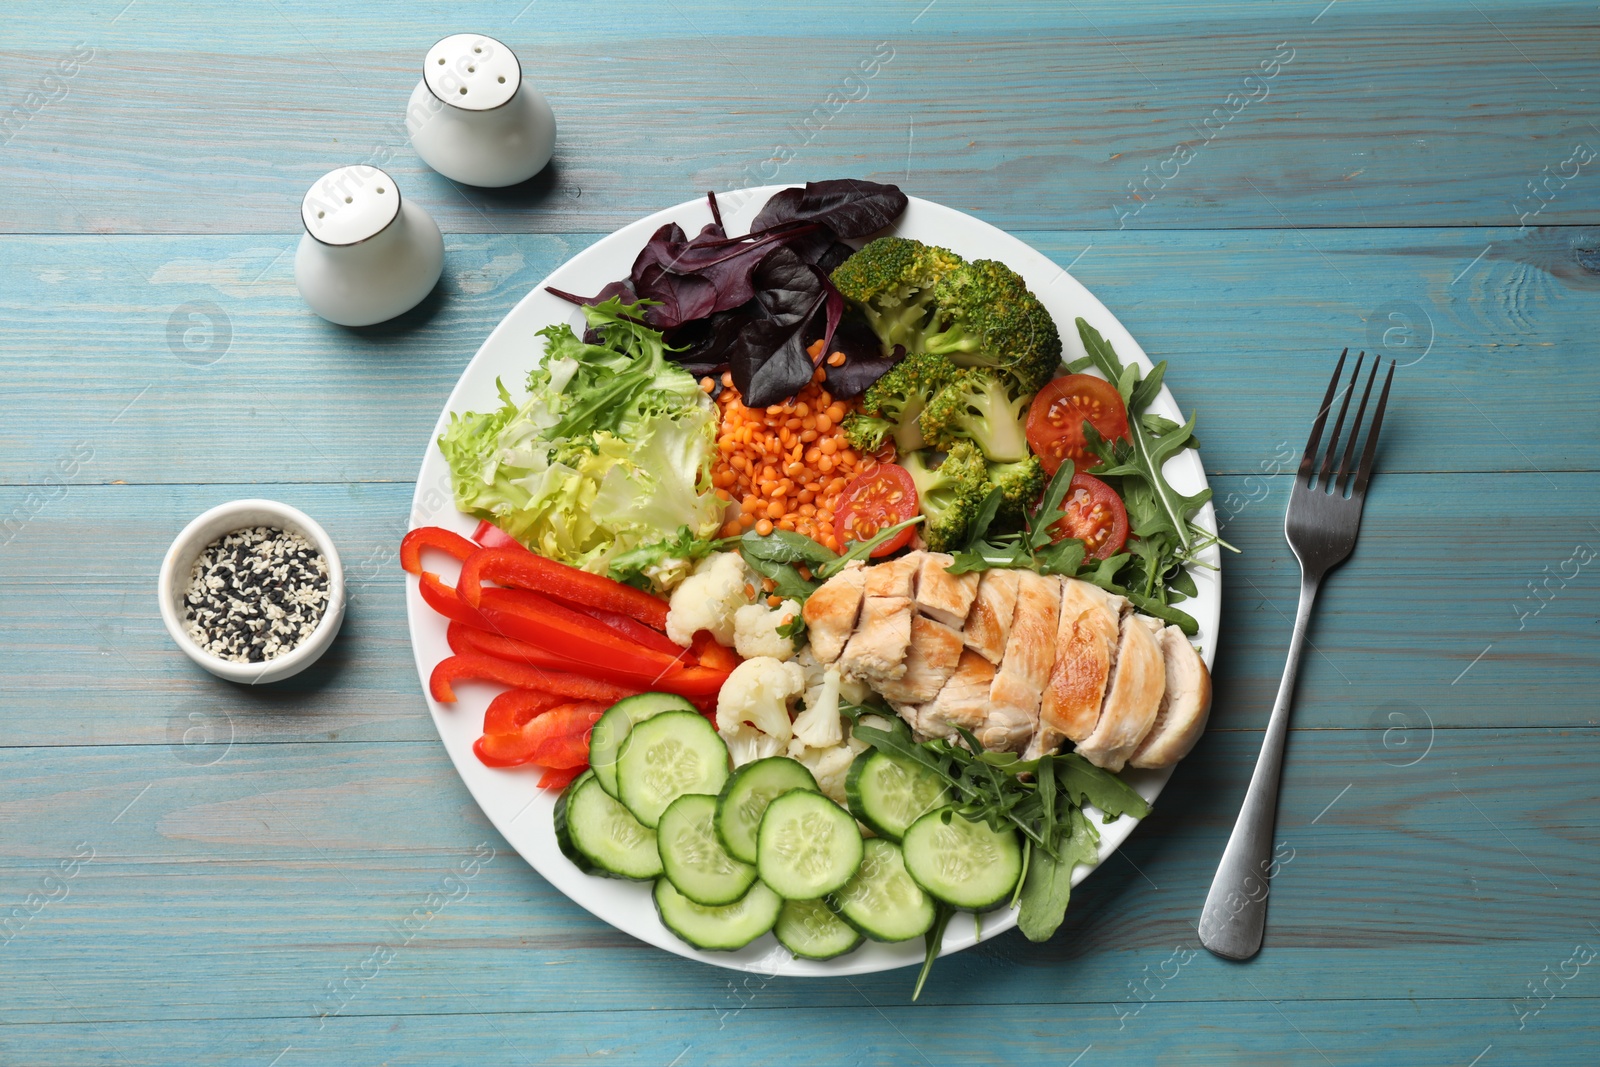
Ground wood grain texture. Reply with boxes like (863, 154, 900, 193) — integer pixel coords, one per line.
(0, 2, 1596, 233)
(1, 226, 1597, 486)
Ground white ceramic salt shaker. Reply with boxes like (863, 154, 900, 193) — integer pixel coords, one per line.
(406, 33, 556, 188)
(294, 166, 444, 327)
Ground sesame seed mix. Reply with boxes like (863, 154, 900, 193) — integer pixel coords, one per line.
(184, 526, 330, 663)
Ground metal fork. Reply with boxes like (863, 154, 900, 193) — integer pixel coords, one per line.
(1198, 350, 1395, 961)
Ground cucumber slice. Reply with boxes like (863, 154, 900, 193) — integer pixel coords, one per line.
(617, 710, 729, 829)
(845, 750, 951, 842)
(828, 838, 935, 942)
(589, 693, 698, 799)
(756, 790, 864, 899)
(657, 793, 758, 906)
(716, 757, 820, 865)
(554, 772, 663, 880)
(775, 898, 863, 960)
(653, 878, 782, 952)
(901, 807, 1023, 910)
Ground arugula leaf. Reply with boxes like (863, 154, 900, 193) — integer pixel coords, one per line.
(1055, 753, 1151, 821)
(816, 515, 924, 579)
(776, 613, 807, 641)
(1017, 807, 1100, 942)
(739, 551, 818, 601)
(738, 528, 837, 569)
(1075, 319, 1210, 550)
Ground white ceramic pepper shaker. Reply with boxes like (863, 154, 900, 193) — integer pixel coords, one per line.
(406, 33, 556, 188)
(294, 166, 444, 327)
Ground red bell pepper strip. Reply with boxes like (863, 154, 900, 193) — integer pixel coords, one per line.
(690, 630, 742, 673)
(480, 687, 571, 737)
(446, 620, 593, 673)
(472, 591, 684, 676)
(471, 607, 730, 698)
(399, 527, 478, 576)
(472, 519, 523, 550)
(570, 603, 686, 658)
(537, 766, 585, 791)
(418, 571, 491, 628)
(458, 546, 670, 631)
(473, 701, 608, 768)
(430, 653, 637, 705)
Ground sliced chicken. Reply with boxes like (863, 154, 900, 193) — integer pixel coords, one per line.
(1040, 579, 1128, 745)
(864, 552, 923, 598)
(878, 615, 966, 705)
(1074, 612, 1167, 772)
(1128, 626, 1213, 769)
(914, 553, 980, 628)
(982, 571, 1061, 753)
(962, 568, 1020, 664)
(904, 649, 996, 741)
(802, 561, 867, 664)
(837, 595, 914, 687)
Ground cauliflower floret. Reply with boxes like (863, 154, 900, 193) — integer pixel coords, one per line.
(715, 656, 805, 766)
(666, 552, 752, 648)
(796, 646, 873, 707)
(791, 667, 844, 750)
(733, 598, 802, 661)
(788, 743, 859, 806)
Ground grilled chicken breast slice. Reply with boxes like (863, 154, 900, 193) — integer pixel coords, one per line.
(904, 649, 996, 741)
(1128, 625, 1213, 769)
(914, 553, 980, 628)
(838, 595, 915, 687)
(1074, 612, 1166, 772)
(801, 562, 867, 664)
(962, 568, 1021, 665)
(983, 571, 1061, 753)
(864, 552, 923, 598)
(1040, 578, 1128, 745)
(878, 615, 966, 705)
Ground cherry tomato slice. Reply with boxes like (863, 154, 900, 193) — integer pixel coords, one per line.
(1047, 473, 1130, 560)
(835, 463, 919, 557)
(1026, 374, 1130, 475)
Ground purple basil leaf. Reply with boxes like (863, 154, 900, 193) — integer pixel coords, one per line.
(812, 307, 897, 398)
(730, 318, 817, 407)
(545, 278, 637, 308)
(634, 262, 718, 328)
(813, 267, 844, 361)
(816, 240, 856, 276)
(750, 179, 908, 240)
(665, 307, 749, 374)
(728, 247, 829, 406)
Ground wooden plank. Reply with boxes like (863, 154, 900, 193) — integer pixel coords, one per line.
(1, 470, 1594, 750)
(1, 227, 1596, 486)
(0, 728, 1594, 1029)
(0, 3, 1596, 233)
(0, 1000, 1593, 1067)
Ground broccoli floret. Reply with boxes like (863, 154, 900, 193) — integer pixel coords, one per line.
(919, 368, 1032, 463)
(830, 238, 965, 359)
(857, 349, 961, 453)
(901, 443, 989, 552)
(842, 413, 895, 453)
(924, 260, 1063, 397)
(986, 456, 1046, 521)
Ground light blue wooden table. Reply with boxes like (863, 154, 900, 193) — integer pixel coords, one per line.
(2, 2, 1596, 1064)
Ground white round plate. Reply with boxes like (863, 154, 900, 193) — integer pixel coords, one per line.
(406, 186, 1220, 977)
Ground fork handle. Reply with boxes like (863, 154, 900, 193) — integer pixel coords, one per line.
(1198, 573, 1322, 960)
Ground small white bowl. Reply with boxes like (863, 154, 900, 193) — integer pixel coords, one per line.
(158, 499, 346, 684)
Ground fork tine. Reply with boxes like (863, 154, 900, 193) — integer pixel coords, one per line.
(1351, 359, 1395, 496)
(1335, 354, 1381, 494)
(1317, 351, 1365, 489)
(1298, 348, 1348, 483)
